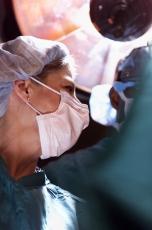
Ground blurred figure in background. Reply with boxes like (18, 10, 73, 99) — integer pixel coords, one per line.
(90, 81, 135, 130)
(86, 45, 152, 230)
(89, 44, 152, 129)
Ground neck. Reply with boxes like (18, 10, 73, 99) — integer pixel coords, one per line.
(1, 154, 38, 180)
(0, 114, 40, 180)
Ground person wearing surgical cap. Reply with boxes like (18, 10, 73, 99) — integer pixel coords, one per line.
(89, 44, 152, 130)
(89, 81, 135, 130)
(0, 36, 89, 230)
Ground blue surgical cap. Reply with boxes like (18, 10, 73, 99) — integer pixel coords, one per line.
(0, 36, 70, 117)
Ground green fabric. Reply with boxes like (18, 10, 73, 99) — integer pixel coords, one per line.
(87, 59, 152, 229)
(45, 138, 111, 197)
(0, 158, 82, 230)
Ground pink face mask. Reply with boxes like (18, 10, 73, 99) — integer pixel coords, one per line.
(27, 77, 89, 159)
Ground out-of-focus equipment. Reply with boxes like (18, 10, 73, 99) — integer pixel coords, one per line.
(12, 0, 89, 40)
(90, 0, 152, 41)
(5, 0, 152, 90)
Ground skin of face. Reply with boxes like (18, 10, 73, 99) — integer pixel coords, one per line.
(0, 67, 76, 179)
(28, 67, 76, 113)
(109, 87, 121, 110)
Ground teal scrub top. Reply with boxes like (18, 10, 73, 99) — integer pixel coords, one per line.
(0, 158, 84, 230)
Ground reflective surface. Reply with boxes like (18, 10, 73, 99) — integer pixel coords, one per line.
(90, 0, 152, 41)
(12, 0, 152, 89)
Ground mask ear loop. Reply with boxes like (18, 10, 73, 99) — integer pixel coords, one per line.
(30, 76, 61, 96)
(26, 96, 41, 115)
(28, 77, 61, 115)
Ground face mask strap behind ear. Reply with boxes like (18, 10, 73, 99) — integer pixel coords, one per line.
(26, 99, 42, 115)
(30, 76, 61, 96)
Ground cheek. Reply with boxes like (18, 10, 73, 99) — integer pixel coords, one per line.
(32, 89, 61, 113)
(45, 93, 61, 112)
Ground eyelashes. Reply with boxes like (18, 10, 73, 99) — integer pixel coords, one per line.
(64, 85, 75, 94)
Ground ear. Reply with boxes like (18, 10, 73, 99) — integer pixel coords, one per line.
(109, 87, 121, 110)
(13, 79, 32, 103)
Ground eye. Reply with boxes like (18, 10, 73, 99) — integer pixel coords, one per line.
(64, 85, 75, 94)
